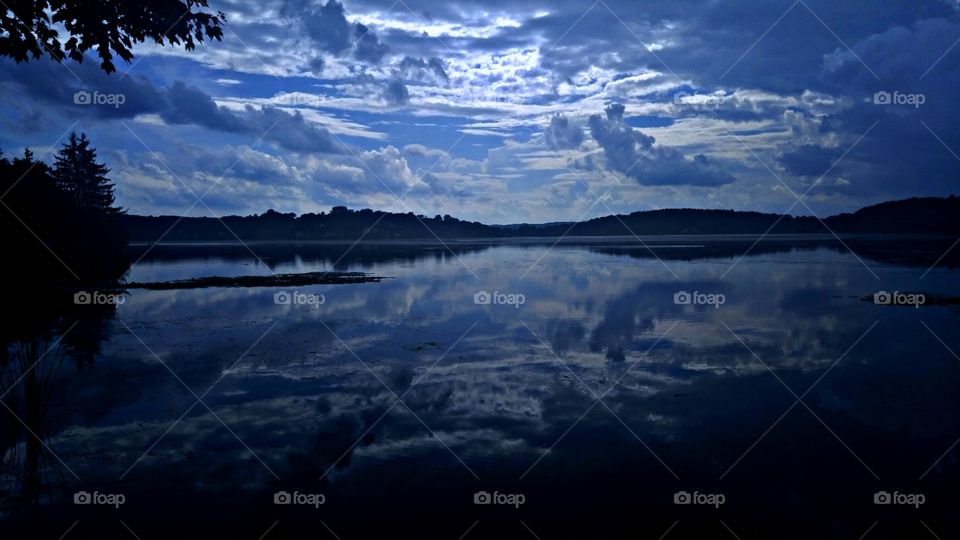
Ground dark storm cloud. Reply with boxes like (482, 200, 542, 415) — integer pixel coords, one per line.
(797, 15, 960, 198)
(398, 56, 449, 84)
(383, 80, 410, 105)
(302, 0, 355, 54)
(354, 22, 391, 63)
(777, 144, 842, 177)
(244, 106, 346, 153)
(0, 58, 163, 119)
(308, 56, 326, 76)
(367, 0, 955, 109)
(295, 0, 390, 64)
(544, 114, 583, 150)
(162, 81, 248, 131)
(0, 59, 345, 155)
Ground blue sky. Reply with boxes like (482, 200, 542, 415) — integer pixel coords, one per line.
(1, 0, 959, 223)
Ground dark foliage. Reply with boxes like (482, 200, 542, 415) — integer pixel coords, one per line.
(120, 196, 960, 242)
(121, 207, 498, 241)
(0, 133, 128, 286)
(526, 196, 960, 236)
(0, 0, 225, 73)
(54, 132, 120, 214)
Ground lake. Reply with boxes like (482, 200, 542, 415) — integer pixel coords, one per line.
(2, 236, 959, 539)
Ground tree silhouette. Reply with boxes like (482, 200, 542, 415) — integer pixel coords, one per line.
(54, 132, 121, 214)
(0, 0, 225, 73)
(1, 137, 128, 284)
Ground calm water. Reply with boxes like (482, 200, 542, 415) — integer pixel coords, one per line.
(2, 238, 960, 539)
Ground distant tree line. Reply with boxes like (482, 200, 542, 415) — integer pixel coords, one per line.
(121, 196, 960, 242)
(527, 198, 960, 236)
(121, 206, 498, 241)
(1, 132, 128, 284)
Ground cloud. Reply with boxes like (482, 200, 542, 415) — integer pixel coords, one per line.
(544, 114, 583, 150)
(5, 0, 960, 219)
(383, 80, 410, 105)
(357, 146, 424, 192)
(300, 0, 390, 64)
(308, 56, 326, 76)
(242, 106, 347, 154)
(588, 104, 656, 170)
(777, 144, 842, 177)
(353, 22, 390, 63)
(586, 103, 734, 187)
(789, 15, 960, 199)
(0, 59, 346, 155)
(155, 82, 348, 155)
(399, 56, 450, 84)
(303, 0, 356, 54)
(162, 81, 248, 131)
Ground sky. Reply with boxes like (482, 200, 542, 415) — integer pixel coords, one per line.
(1, 0, 959, 223)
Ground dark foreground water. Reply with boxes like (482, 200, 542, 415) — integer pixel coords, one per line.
(2, 236, 960, 539)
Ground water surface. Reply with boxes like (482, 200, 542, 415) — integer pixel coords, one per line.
(2, 237, 959, 539)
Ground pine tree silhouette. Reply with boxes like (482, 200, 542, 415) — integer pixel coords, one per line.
(53, 132, 121, 214)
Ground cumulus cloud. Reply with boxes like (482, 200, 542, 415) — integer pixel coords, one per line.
(353, 22, 390, 63)
(544, 114, 583, 150)
(300, 0, 389, 64)
(588, 104, 656, 170)
(303, 0, 355, 54)
(586, 104, 734, 186)
(358, 146, 424, 192)
(383, 80, 410, 105)
(399, 56, 449, 84)
(308, 56, 325, 76)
